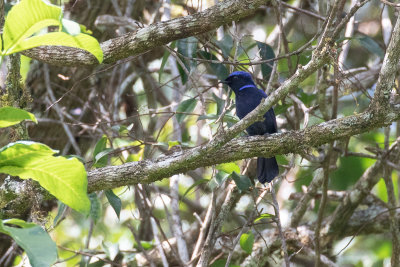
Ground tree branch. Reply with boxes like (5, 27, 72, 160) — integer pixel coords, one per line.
(22, 0, 271, 67)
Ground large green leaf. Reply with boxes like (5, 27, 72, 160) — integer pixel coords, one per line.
(176, 98, 197, 123)
(0, 106, 37, 128)
(2, 0, 61, 53)
(198, 51, 229, 81)
(2, 0, 103, 63)
(177, 37, 198, 84)
(0, 141, 90, 214)
(230, 172, 252, 192)
(0, 219, 57, 267)
(256, 41, 275, 80)
(5, 32, 103, 63)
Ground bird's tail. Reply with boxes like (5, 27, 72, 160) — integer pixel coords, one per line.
(257, 157, 279, 184)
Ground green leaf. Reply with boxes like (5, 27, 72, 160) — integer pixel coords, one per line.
(274, 103, 291, 115)
(105, 189, 122, 219)
(216, 162, 240, 174)
(89, 193, 102, 223)
(93, 135, 108, 157)
(181, 178, 209, 200)
(198, 51, 229, 81)
(0, 141, 90, 214)
(0, 219, 57, 267)
(2, 0, 103, 62)
(168, 140, 181, 149)
(230, 172, 252, 192)
(177, 37, 198, 64)
(177, 37, 198, 84)
(0, 106, 37, 128)
(215, 34, 233, 58)
(358, 36, 384, 59)
(240, 232, 254, 254)
(93, 136, 110, 168)
(5, 32, 103, 63)
(2, 0, 62, 54)
(176, 98, 197, 123)
(20, 55, 32, 84)
(210, 259, 240, 267)
(134, 240, 155, 250)
(254, 213, 274, 222)
(212, 93, 225, 116)
(256, 41, 275, 80)
(159, 41, 176, 82)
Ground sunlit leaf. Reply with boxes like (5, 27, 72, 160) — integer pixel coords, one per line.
(168, 140, 181, 149)
(5, 31, 103, 63)
(62, 18, 81, 36)
(254, 213, 274, 222)
(240, 232, 254, 254)
(216, 162, 240, 174)
(0, 106, 37, 128)
(2, 0, 61, 53)
(0, 141, 90, 214)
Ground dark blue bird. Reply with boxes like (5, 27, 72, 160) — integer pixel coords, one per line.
(223, 71, 279, 183)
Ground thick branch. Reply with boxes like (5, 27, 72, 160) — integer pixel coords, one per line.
(87, 108, 400, 192)
(22, 0, 270, 66)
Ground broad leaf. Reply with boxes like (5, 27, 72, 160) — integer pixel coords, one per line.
(2, 0, 103, 63)
(215, 34, 233, 58)
(230, 172, 252, 192)
(93, 136, 109, 167)
(216, 162, 240, 174)
(176, 98, 197, 123)
(257, 41, 275, 80)
(105, 189, 122, 219)
(0, 141, 90, 214)
(358, 36, 384, 59)
(177, 37, 198, 84)
(240, 232, 254, 254)
(0, 219, 57, 267)
(198, 51, 229, 81)
(0, 106, 37, 128)
(5, 32, 103, 63)
(2, 0, 61, 53)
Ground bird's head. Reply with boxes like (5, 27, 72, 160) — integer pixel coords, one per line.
(221, 71, 257, 93)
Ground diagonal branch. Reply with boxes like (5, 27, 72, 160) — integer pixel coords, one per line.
(87, 108, 400, 192)
(22, 0, 271, 67)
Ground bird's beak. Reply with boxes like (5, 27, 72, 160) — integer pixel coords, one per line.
(219, 80, 228, 84)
